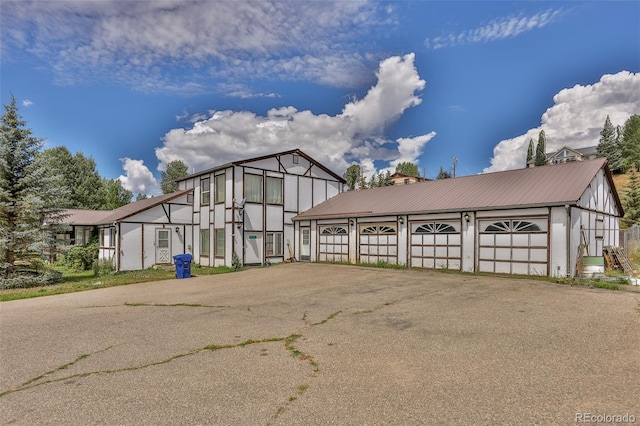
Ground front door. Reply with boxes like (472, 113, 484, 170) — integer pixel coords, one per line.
(301, 227, 310, 261)
(245, 232, 263, 265)
(156, 228, 171, 264)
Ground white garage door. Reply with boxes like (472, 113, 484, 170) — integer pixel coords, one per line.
(410, 221, 461, 270)
(359, 223, 397, 264)
(478, 218, 548, 275)
(318, 225, 349, 262)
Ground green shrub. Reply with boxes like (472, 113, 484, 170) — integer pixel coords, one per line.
(0, 271, 63, 289)
(60, 243, 99, 271)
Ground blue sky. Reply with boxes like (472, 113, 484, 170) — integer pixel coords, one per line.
(1, 1, 639, 195)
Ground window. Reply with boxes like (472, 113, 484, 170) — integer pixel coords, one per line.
(484, 220, 542, 233)
(215, 229, 225, 257)
(266, 177, 283, 204)
(266, 232, 283, 256)
(414, 223, 458, 234)
(100, 228, 116, 248)
(293, 154, 299, 164)
(321, 226, 347, 234)
(201, 177, 210, 205)
(215, 173, 225, 204)
(245, 174, 263, 203)
(200, 229, 210, 256)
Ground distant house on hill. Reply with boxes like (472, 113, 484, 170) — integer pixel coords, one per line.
(390, 172, 428, 185)
(528, 145, 598, 168)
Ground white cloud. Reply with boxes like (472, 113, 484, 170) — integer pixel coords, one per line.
(1, 1, 392, 92)
(425, 8, 563, 49)
(154, 54, 433, 176)
(22, 99, 33, 107)
(118, 158, 158, 195)
(484, 71, 640, 173)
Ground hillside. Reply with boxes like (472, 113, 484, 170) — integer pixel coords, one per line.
(612, 173, 631, 197)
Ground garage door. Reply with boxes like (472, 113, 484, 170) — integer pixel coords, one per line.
(318, 225, 349, 262)
(410, 221, 461, 270)
(478, 218, 548, 275)
(359, 223, 397, 264)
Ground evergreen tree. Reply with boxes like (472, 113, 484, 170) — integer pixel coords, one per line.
(0, 96, 67, 274)
(526, 139, 534, 168)
(101, 178, 132, 209)
(535, 130, 546, 166)
(596, 115, 623, 173)
(395, 162, 420, 177)
(344, 164, 361, 191)
(40, 146, 104, 209)
(621, 166, 640, 228)
(160, 160, 189, 194)
(136, 193, 148, 201)
(436, 166, 452, 179)
(379, 170, 392, 186)
(621, 114, 640, 172)
(368, 173, 378, 188)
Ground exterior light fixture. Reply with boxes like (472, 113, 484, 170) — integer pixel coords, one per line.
(175, 226, 180, 233)
(349, 219, 355, 226)
(464, 213, 470, 223)
(398, 217, 404, 225)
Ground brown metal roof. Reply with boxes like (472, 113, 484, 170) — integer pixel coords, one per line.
(294, 159, 622, 220)
(61, 189, 194, 226)
(62, 209, 113, 225)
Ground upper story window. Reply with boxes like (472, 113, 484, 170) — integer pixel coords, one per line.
(201, 177, 210, 205)
(215, 173, 225, 204)
(293, 154, 299, 164)
(266, 177, 283, 204)
(245, 174, 263, 203)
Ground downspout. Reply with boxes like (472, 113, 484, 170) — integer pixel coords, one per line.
(565, 205, 572, 277)
(116, 222, 121, 272)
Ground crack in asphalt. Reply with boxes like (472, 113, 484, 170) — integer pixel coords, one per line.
(0, 309, 345, 426)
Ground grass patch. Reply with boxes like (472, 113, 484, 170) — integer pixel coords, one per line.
(0, 264, 235, 302)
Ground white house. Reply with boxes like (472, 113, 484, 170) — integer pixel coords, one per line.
(63, 190, 195, 271)
(175, 149, 345, 267)
(293, 158, 623, 278)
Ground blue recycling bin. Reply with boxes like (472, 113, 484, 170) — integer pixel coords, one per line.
(173, 254, 193, 279)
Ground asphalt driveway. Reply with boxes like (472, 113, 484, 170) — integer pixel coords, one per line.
(1, 263, 639, 425)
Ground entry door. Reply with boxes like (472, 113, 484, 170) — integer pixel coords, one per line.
(156, 229, 171, 264)
(300, 227, 310, 261)
(245, 232, 263, 265)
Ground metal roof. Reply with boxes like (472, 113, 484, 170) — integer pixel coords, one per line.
(177, 148, 346, 183)
(294, 159, 622, 220)
(61, 189, 193, 226)
(61, 209, 114, 225)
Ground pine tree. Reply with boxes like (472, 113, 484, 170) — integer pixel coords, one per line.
(0, 96, 67, 274)
(596, 115, 623, 173)
(621, 114, 640, 172)
(160, 160, 189, 194)
(40, 146, 104, 209)
(526, 139, 534, 168)
(436, 166, 452, 179)
(344, 164, 361, 191)
(621, 166, 640, 228)
(535, 130, 546, 166)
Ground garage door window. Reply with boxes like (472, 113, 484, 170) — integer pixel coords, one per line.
(411, 222, 461, 270)
(485, 221, 542, 233)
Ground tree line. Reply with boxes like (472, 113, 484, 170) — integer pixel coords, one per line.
(0, 96, 190, 277)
